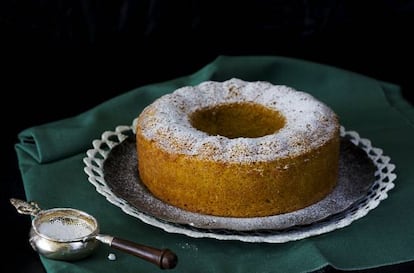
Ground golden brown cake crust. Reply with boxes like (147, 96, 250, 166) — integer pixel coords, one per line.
(136, 78, 340, 218)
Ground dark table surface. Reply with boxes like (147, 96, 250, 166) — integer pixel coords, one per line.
(2, 1, 414, 272)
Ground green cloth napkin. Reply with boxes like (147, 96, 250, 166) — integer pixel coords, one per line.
(15, 55, 414, 273)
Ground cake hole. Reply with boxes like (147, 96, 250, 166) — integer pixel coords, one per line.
(190, 102, 286, 138)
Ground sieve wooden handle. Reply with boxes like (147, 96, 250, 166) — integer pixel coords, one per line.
(111, 237, 177, 269)
(96, 235, 178, 269)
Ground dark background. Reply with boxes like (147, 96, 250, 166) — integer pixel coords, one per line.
(2, 1, 413, 272)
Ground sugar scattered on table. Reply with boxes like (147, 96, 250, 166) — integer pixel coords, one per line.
(108, 253, 116, 261)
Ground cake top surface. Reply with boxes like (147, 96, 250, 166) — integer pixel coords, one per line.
(136, 78, 339, 163)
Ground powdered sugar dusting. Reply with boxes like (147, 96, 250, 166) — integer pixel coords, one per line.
(137, 78, 339, 162)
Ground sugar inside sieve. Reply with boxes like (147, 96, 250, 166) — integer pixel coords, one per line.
(33, 208, 99, 242)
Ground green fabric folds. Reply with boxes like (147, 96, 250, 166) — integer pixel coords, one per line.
(15, 55, 414, 273)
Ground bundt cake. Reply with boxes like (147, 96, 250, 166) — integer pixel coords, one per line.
(135, 78, 340, 218)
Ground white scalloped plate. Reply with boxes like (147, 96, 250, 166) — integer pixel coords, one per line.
(83, 122, 396, 243)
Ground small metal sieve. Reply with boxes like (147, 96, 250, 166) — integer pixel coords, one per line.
(10, 198, 177, 269)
